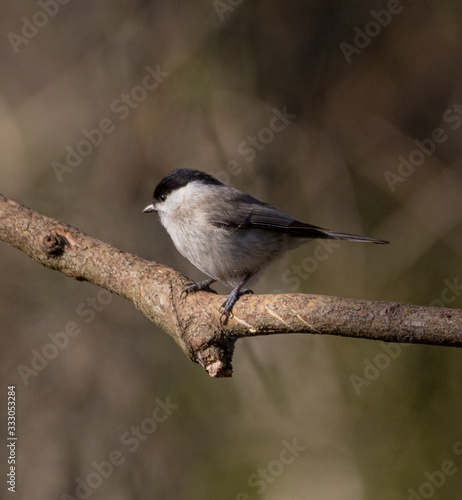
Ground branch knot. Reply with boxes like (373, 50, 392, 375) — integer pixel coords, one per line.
(43, 233, 68, 256)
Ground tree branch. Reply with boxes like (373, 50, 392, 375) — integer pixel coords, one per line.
(1, 193, 461, 377)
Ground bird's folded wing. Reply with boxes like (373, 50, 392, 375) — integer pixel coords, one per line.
(208, 194, 329, 238)
(208, 192, 388, 243)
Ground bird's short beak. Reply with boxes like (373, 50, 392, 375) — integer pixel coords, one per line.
(143, 203, 156, 213)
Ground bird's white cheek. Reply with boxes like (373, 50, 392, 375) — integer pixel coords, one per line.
(157, 208, 179, 234)
(157, 210, 168, 226)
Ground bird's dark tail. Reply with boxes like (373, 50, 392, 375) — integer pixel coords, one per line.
(284, 221, 389, 244)
(320, 229, 389, 244)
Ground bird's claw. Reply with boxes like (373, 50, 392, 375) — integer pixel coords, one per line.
(219, 288, 254, 324)
(181, 279, 217, 298)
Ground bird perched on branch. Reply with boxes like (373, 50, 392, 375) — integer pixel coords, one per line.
(144, 169, 388, 321)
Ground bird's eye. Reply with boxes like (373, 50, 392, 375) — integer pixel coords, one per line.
(159, 194, 167, 202)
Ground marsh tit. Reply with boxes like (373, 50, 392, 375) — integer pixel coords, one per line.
(143, 169, 388, 320)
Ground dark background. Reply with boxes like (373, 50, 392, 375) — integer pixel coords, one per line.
(1, 1, 462, 498)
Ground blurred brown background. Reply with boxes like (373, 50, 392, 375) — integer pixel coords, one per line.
(1, 1, 462, 499)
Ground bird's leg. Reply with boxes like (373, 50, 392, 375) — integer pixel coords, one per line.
(182, 278, 217, 297)
(220, 274, 254, 323)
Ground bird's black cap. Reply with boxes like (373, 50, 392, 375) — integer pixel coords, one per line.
(153, 169, 223, 201)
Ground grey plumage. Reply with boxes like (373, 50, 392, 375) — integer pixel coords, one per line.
(144, 169, 388, 320)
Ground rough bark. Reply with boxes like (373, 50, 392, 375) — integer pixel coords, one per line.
(1, 193, 461, 377)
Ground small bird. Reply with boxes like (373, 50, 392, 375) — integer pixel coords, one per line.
(143, 169, 388, 320)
